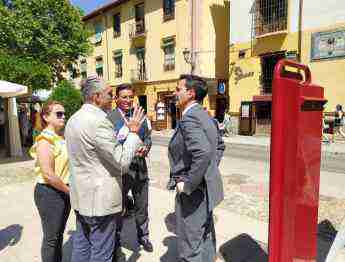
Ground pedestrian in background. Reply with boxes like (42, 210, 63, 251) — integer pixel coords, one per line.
(65, 75, 145, 262)
(205, 108, 225, 166)
(333, 104, 345, 141)
(30, 101, 70, 262)
(108, 83, 153, 253)
(168, 74, 224, 262)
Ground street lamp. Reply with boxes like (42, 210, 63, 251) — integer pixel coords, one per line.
(182, 48, 195, 74)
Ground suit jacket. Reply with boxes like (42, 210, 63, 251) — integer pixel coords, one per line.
(107, 108, 152, 180)
(168, 104, 224, 211)
(65, 104, 141, 217)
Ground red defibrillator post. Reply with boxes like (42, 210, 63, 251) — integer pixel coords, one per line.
(269, 60, 327, 262)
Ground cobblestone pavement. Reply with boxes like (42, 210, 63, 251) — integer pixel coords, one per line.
(146, 145, 345, 229)
(1, 143, 345, 230)
(0, 160, 35, 187)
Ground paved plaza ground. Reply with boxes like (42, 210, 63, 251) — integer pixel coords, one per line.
(1, 134, 345, 261)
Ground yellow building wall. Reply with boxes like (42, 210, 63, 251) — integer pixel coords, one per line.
(300, 22, 345, 112)
(230, 23, 345, 113)
(83, 0, 190, 86)
(199, 0, 230, 80)
(76, 0, 230, 124)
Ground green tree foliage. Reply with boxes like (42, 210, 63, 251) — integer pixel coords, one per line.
(0, 51, 52, 91)
(0, 0, 92, 84)
(49, 80, 82, 121)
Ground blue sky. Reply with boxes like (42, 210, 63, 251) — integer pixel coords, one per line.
(71, 0, 112, 15)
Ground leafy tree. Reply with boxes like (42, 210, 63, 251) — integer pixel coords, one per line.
(0, 0, 92, 82)
(49, 80, 82, 121)
(0, 51, 52, 91)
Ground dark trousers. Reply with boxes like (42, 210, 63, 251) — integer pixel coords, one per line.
(175, 188, 216, 262)
(71, 211, 120, 262)
(34, 183, 71, 262)
(0, 125, 4, 145)
(116, 174, 149, 241)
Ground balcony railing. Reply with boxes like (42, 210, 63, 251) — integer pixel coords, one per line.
(129, 19, 147, 39)
(254, 0, 288, 37)
(130, 67, 147, 82)
(163, 63, 175, 71)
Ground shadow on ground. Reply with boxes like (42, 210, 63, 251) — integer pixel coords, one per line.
(160, 212, 177, 262)
(0, 224, 23, 252)
(62, 213, 180, 262)
(62, 217, 143, 262)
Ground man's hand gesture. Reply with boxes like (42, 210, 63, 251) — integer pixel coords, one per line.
(124, 106, 145, 134)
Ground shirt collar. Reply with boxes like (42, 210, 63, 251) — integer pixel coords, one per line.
(82, 103, 107, 117)
(182, 102, 198, 116)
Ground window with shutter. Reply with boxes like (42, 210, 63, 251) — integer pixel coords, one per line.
(163, 0, 175, 21)
(94, 23, 103, 44)
(113, 13, 121, 37)
(95, 57, 103, 78)
(113, 50, 123, 78)
(162, 37, 175, 71)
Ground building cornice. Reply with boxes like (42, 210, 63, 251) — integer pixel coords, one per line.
(82, 0, 129, 22)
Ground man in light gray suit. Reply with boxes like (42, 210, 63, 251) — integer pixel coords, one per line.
(168, 74, 224, 262)
(65, 75, 145, 262)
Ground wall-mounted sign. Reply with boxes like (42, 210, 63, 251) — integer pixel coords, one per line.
(217, 82, 226, 94)
(241, 104, 250, 118)
(233, 66, 254, 85)
(311, 29, 345, 61)
(156, 101, 165, 121)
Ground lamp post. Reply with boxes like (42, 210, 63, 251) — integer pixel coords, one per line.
(183, 48, 195, 74)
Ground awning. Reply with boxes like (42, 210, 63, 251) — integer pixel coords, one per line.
(0, 80, 28, 98)
(253, 95, 272, 102)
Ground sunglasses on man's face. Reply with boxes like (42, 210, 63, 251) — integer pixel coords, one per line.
(55, 111, 65, 119)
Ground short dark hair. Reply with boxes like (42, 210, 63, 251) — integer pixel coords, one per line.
(179, 74, 208, 103)
(116, 83, 134, 97)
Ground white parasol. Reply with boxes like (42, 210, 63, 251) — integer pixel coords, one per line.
(0, 80, 28, 97)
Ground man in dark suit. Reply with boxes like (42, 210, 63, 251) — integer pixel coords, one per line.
(168, 74, 224, 261)
(108, 84, 153, 253)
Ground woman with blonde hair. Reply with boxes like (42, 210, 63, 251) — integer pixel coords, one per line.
(30, 100, 70, 262)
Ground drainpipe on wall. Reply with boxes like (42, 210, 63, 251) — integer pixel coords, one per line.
(298, 0, 303, 62)
(191, 0, 195, 74)
(105, 15, 111, 81)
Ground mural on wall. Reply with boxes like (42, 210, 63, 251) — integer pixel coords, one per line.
(231, 65, 255, 85)
(311, 29, 345, 61)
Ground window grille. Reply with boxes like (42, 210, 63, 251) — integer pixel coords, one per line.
(254, 0, 288, 37)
